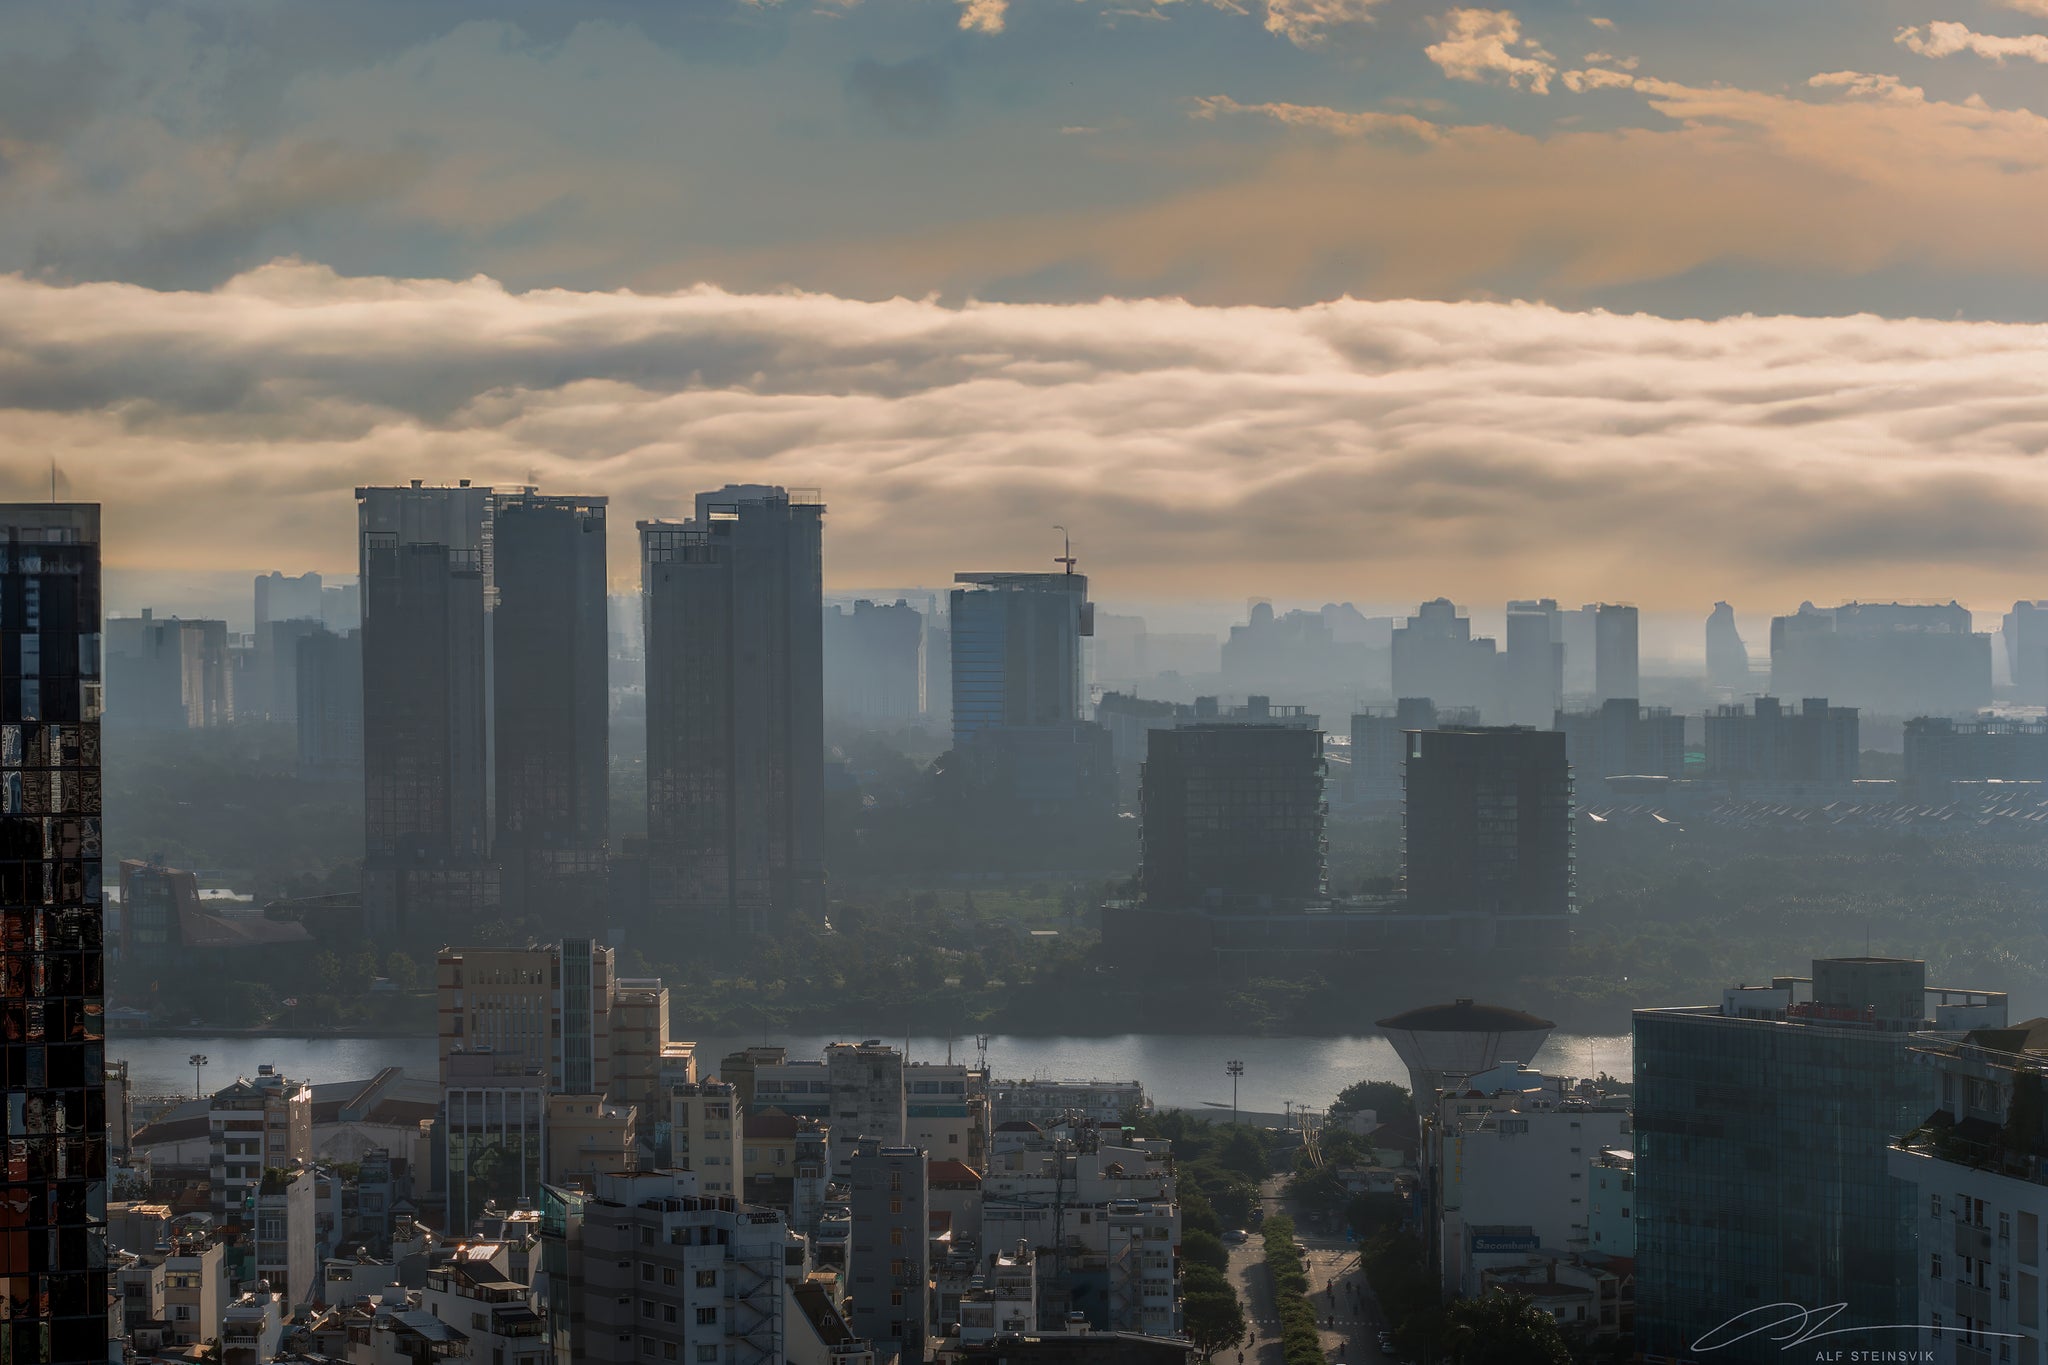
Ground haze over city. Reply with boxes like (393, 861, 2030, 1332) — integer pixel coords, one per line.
(9, 2, 2048, 1364)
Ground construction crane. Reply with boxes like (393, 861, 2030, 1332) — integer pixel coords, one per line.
(1053, 525, 1077, 575)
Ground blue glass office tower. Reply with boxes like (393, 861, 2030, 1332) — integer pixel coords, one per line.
(1633, 958, 2004, 1363)
(2, 504, 107, 1365)
(948, 572, 1092, 747)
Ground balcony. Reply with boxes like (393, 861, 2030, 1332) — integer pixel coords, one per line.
(1955, 1281, 1993, 1321)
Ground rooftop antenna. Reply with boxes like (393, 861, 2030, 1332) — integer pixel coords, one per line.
(1053, 526, 1076, 575)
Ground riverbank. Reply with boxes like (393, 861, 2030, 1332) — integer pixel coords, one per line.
(107, 1030, 1635, 1111)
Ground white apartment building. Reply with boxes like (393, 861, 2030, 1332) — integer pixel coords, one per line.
(988, 1079, 1147, 1128)
(906, 1062, 987, 1171)
(1106, 1200, 1180, 1339)
(576, 1170, 791, 1365)
(1890, 1030, 2048, 1365)
(1433, 1083, 1633, 1297)
(207, 1065, 312, 1220)
(1584, 1149, 1636, 1259)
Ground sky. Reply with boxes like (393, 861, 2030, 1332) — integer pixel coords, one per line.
(4, 0, 2047, 618)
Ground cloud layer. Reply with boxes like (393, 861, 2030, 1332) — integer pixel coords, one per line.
(10, 261, 2048, 610)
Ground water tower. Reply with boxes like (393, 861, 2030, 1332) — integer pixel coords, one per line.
(1376, 999, 1556, 1104)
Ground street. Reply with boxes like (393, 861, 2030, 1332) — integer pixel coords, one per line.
(1220, 1174, 1393, 1365)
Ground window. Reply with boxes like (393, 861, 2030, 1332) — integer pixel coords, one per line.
(641, 1264, 654, 1281)
(890, 1198, 902, 1215)
(662, 1269, 676, 1286)
(697, 1308, 718, 1326)
(696, 1349, 717, 1363)
(1933, 1195, 1944, 1219)
(2001, 1270, 2011, 1301)
(641, 1337, 656, 1357)
(696, 1271, 716, 1288)
(2002, 1212, 2013, 1241)
(664, 1307, 676, 1324)
(891, 1291, 905, 1307)
(640, 1226, 655, 1245)
(663, 1346, 677, 1361)
(891, 1228, 905, 1247)
(1933, 1254, 1944, 1280)
(949, 1134, 959, 1144)
(890, 1171, 903, 1192)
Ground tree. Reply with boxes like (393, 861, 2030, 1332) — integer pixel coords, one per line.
(1438, 1290, 1573, 1365)
(1331, 1079, 1415, 1123)
(1183, 1290, 1247, 1360)
(385, 952, 419, 992)
(1219, 1125, 1270, 1182)
(1182, 1228, 1229, 1275)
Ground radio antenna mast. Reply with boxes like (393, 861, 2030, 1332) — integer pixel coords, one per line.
(1053, 526, 1076, 575)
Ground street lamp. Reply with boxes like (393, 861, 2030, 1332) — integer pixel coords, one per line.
(189, 1053, 209, 1099)
(1226, 1060, 1244, 1128)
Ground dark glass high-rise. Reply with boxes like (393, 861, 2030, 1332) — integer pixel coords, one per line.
(1, 504, 108, 1365)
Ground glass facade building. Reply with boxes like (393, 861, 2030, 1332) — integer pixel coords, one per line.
(948, 571, 1092, 747)
(1634, 1003, 1937, 1362)
(1, 504, 107, 1365)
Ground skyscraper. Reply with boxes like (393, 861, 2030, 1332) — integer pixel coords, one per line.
(947, 568, 1114, 815)
(493, 491, 610, 922)
(358, 482, 496, 939)
(1705, 600, 1749, 692)
(948, 571, 1092, 746)
(1391, 599, 1501, 718)
(824, 598, 924, 725)
(1140, 722, 1326, 911)
(1402, 727, 1573, 947)
(1593, 602, 1639, 705)
(1, 502, 108, 1365)
(294, 627, 362, 781)
(1503, 599, 1563, 728)
(1634, 958, 2007, 1360)
(641, 486, 825, 932)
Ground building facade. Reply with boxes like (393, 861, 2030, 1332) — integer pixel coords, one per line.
(849, 1140, 931, 1361)
(1703, 695, 1859, 784)
(1401, 727, 1573, 945)
(1592, 604, 1639, 706)
(641, 487, 826, 932)
(826, 599, 924, 725)
(573, 1170, 790, 1365)
(207, 1066, 313, 1219)
(1553, 698, 1686, 784)
(1, 503, 108, 1365)
(357, 482, 497, 938)
(1890, 1028, 2048, 1365)
(493, 491, 610, 923)
(1633, 957, 2008, 1361)
(1138, 722, 1326, 912)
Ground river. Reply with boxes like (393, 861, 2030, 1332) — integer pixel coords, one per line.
(111, 1030, 1632, 1111)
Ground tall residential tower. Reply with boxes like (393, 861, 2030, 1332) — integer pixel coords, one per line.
(641, 487, 825, 932)
(1, 503, 108, 1365)
(357, 482, 496, 938)
(493, 491, 610, 922)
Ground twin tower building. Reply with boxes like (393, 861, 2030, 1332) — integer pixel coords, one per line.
(357, 482, 824, 940)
